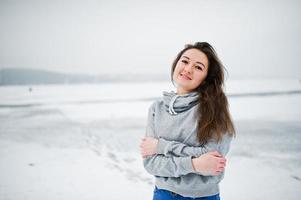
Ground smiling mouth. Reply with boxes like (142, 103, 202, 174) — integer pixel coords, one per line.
(180, 73, 192, 80)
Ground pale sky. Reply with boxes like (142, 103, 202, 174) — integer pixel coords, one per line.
(0, 0, 301, 79)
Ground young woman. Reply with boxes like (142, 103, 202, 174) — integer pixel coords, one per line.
(140, 42, 235, 200)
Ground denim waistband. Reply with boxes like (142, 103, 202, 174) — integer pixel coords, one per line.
(154, 186, 220, 200)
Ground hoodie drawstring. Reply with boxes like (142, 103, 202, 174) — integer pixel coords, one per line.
(168, 95, 179, 115)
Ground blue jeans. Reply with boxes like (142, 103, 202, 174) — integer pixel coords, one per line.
(152, 186, 220, 200)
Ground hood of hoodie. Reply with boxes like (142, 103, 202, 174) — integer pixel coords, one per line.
(162, 91, 199, 115)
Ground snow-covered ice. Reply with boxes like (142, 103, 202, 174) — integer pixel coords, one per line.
(0, 79, 300, 200)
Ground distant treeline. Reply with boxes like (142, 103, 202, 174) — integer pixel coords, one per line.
(0, 68, 167, 85)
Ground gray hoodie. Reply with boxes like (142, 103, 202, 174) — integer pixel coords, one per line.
(143, 91, 233, 198)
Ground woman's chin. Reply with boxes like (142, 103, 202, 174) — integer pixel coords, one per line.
(175, 78, 191, 85)
(176, 86, 194, 94)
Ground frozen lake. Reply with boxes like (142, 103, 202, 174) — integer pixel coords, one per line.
(0, 79, 301, 200)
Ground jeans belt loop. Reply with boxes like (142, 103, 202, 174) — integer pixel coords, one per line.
(171, 191, 177, 197)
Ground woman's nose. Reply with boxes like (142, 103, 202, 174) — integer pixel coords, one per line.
(184, 63, 193, 73)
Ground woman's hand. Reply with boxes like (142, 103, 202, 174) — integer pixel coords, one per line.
(140, 137, 159, 158)
(192, 151, 227, 176)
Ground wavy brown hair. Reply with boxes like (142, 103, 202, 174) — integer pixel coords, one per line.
(171, 42, 235, 145)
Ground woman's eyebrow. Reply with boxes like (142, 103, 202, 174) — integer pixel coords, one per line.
(182, 56, 205, 68)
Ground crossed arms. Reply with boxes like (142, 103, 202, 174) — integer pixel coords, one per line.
(140, 103, 232, 178)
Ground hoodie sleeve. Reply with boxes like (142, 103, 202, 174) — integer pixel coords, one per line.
(142, 102, 196, 177)
(156, 133, 233, 158)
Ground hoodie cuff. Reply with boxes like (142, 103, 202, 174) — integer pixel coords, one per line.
(156, 138, 169, 155)
(181, 156, 195, 174)
(157, 139, 195, 174)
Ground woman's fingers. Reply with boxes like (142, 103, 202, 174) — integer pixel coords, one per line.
(218, 159, 226, 167)
(140, 149, 146, 157)
(139, 137, 158, 158)
(216, 157, 226, 172)
(215, 165, 225, 174)
(142, 137, 153, 141)
(210, 151, 222, 157)
(140, 138, 146, 148)
(140, 138, 146, 145)
(140, 142, 149, 158)
(218, 157, 226, 164)
(139, 139, 145, 157)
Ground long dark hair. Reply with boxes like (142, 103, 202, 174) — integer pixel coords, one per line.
(171, 42, 235, 145)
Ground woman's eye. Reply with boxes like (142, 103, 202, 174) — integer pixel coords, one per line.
(181, 60, 188, 64)
(195, 66, 203, 71)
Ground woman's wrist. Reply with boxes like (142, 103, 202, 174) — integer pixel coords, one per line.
(191, 158, 197, 172)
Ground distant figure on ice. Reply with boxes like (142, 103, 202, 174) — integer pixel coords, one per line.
(28, 87, 33, 93)
(140, 42, 236, 200)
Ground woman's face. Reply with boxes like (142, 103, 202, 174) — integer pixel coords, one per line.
(173, 48, 209, 95)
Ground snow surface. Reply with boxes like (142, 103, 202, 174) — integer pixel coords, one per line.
(0, 79, 301, 200)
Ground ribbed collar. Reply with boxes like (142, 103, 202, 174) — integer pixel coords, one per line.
(162, 90, 199, 115)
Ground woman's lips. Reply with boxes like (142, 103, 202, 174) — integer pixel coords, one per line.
(180, 73, 192, 80)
